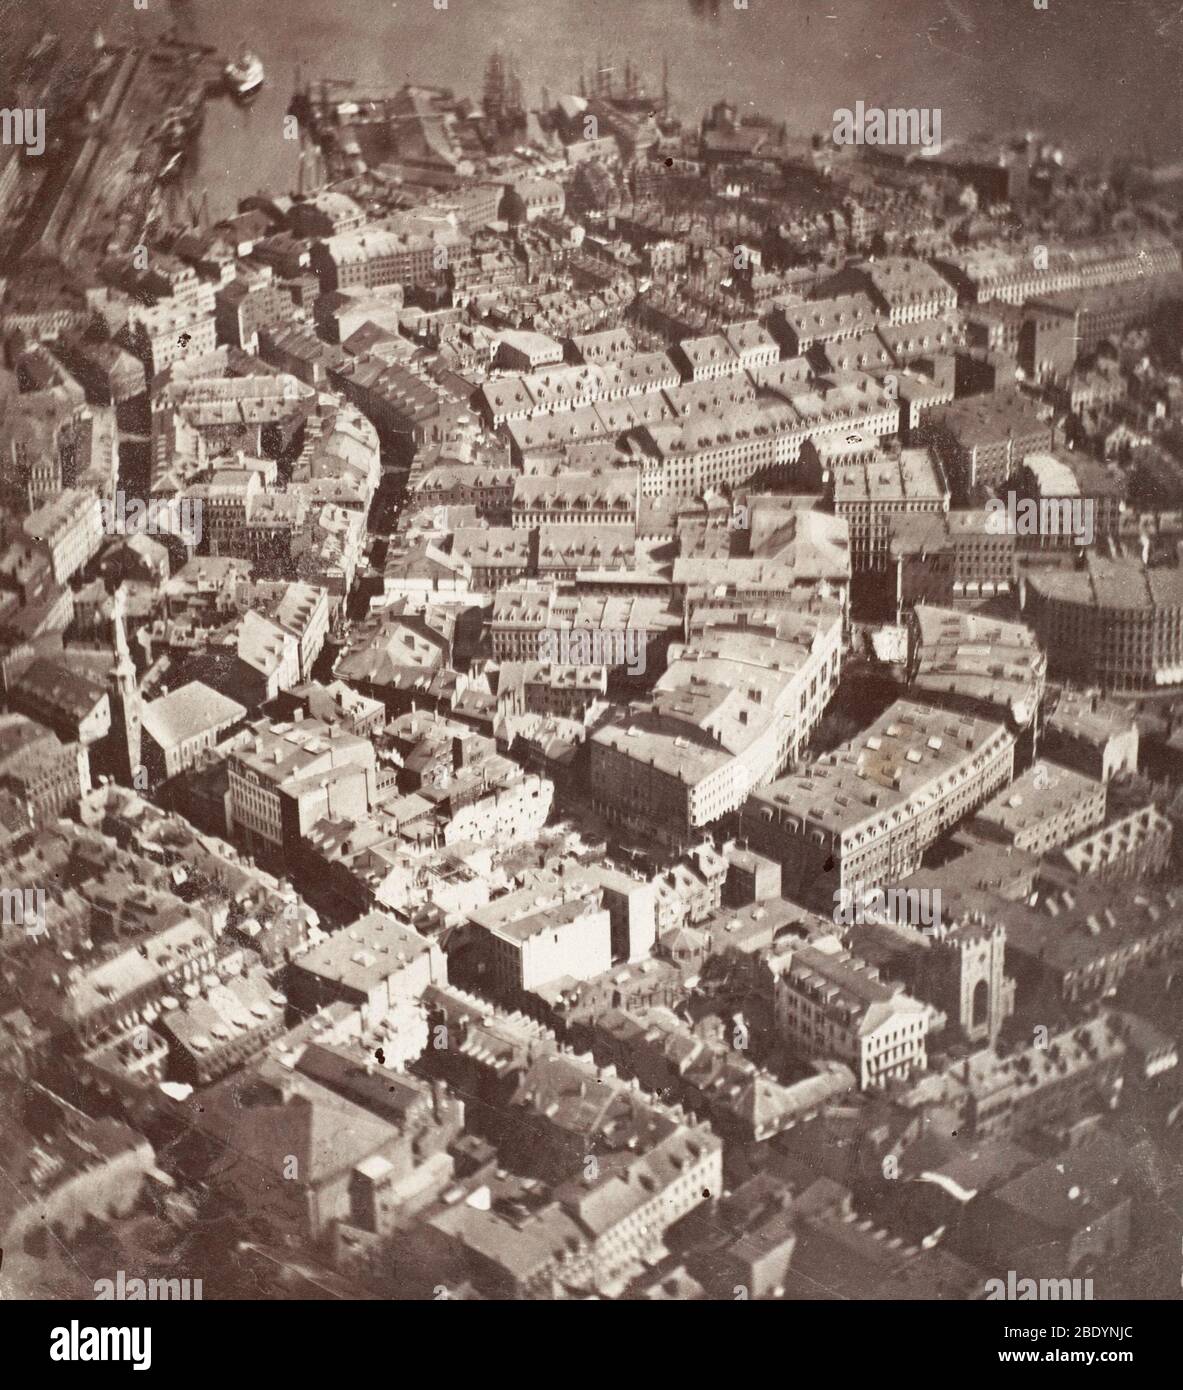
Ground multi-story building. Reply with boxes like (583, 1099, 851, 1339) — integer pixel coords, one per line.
(289, 910, 446, 1028)
(1052, 358, 1126, 417)
(160, 555, 256, 627)
(673, 322, 779, 382)
(122, 298, 217, 376)
(257, 322, 347, 388)
(0, 533, 75, 638)
(799, 429, 881, 482)
(251, 230, 315, 279)
(214, 269, 296, 352)
(248, 580, 332, 682)
(889, 508, 1018, 610)
(429, 182, 505, 233)
(479, 352, 680, 430)
(772, 293, 879, 356)
(745, 699, 1015, 909)
(773, 936, 931, 1089)
(227, 717, 380, 860)
(890, 360, 957, 437)
(124, 255, 216, 313)
(919, 390, 1053, 496)
(941, 877, 1183, 1006)
(287, 190, 368, 238)
(236, 610, 301, 699)
(861, 257, 958, 325)
(423, 1042, 721, 1297)
(567, 328, 637, 366)
(21, 489, 103, 585)
(551, 1116, 723, 1296)
(490, 590, 681, 664)
(971, 761, 1106, 856)
(498, 662, 608, 721)
(504, 176, 565, 222)
(311, 225, 469, 292)
(151, 374, 313, 484)
(673, 332, 743, 382)
(1024, 278, 1170, 376)
(965, 301, 1027, 358)
(830, 446, 949, 572)
(1052, 803, 1173, 884)
(8, 657, 112, 747)
(722, 320, 782, 371)
(451, 527, 531, 589)
(1012, 451, 1123, 549)
(923, 1011, 1128, 1150)
(0, 713, 91, 829)
(907, 605, 1046, 729)
(511, 471, 640, 529)
(535, 524, 636, 582)
(313, 286, 405, 345)
(64, 921, 216, 1047)
(630, 399, 799, 499)
(937, 235, 1181, 306)
(631, 374, 900, 500)
(1022, 553, 1183, 692)
(964, 1144, 1131, 1279)
(330, 356, 470, 451)
(434, 765, 554, 847)
(675, 508, 852, 619)
(468, 882, 613, 1000)
(1042, 690, 1138, 782)
(159, 972, 287, 1084)
(493, 330, 565, 372)
(926, 1014, 1127, 1144)
(590, 604, 843, 845)
(411, 464, 515, 518)
(295, 502, 368, 600)
(291, 679, 386, 739)
(53, 334, 147, 404)
(1, 385, 83, 507)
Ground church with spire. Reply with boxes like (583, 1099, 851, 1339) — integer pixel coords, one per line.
(111, 583, 143, 786)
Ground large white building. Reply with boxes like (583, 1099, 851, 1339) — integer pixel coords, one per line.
(590, 604, 843, 845)
(22, 489, 104, 585)
(469, 883, 613, 998)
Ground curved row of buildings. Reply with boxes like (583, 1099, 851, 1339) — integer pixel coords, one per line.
(1022, 554, 1183, 693)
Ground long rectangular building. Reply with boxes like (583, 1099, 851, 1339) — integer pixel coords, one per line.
(744, 699, 1015, 909)
(590, 605, 843, 846)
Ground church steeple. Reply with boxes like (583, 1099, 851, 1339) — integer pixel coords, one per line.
(112, 584, 143, 784)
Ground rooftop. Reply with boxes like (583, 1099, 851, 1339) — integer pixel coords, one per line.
(750, 699, 1013, 837)
(142, 682, 247, 752)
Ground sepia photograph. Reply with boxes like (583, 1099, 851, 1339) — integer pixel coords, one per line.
(0, 0, 1180, 1356)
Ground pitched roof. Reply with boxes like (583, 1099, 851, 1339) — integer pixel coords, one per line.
(142, 682, 247, 751)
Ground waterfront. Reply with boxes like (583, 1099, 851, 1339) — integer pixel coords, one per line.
(11, 0, 1183, 223)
